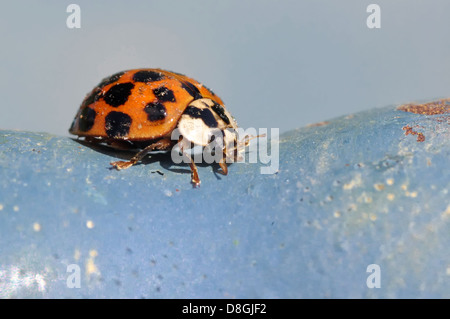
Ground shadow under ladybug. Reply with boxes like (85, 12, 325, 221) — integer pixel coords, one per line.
(71, 129, 243, 186)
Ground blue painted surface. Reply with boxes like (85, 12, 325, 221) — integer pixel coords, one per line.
(0, 104, 449, 298)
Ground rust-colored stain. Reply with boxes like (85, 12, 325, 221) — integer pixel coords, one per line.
(434, 115, 450, 125)
(307, 121, 330, 127)
(398, 98, 450, 115)
(403, 125, 425, 142)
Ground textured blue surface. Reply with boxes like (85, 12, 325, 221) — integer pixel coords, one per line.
(0, 103, 449, 298)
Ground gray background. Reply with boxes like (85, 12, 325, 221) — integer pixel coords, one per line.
(1, 0, 450, 136)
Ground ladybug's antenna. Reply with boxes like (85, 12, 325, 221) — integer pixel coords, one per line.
(238, 133, 266, 148)
(232, 133, 265, 162)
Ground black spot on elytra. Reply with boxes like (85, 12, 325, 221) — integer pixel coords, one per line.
(103, 82, 134, 107)
(97, 71, 126, 89)
(184, 106, 218, 128)
(81, 72, 127, 109)
(78, 107, 96, 132)
(144, 102, 167, 122)
(105, 111, 132, 138)
(82, 88, 102, 108)
(153, 86, 175, 102)
(133, 70, 165, 83)
(210, 102, 230, 125)
(181, 81, 202, 100)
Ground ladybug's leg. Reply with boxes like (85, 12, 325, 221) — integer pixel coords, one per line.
(184, 152, 200, 187)
(218, 148, 228, 176)
(110, 138, 172, 170)
(218, 158, 228, 176)
(178, 137, 201, 187)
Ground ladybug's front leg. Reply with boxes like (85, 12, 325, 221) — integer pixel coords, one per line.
(178, 137, 201, 187)
(185, 154, 201, 187)
(110, 138, 172, 170)
(218, 148, 229, 176)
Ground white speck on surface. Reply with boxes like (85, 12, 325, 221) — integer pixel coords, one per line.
(406, 191, 418, 198)
(0, 265, 47, 298)
(33, 223, 41, 232)
(164, 190, 173, 197)
(315, 140, 332, 175)
(343, 173, 362, 190)
(86, 249, 100, 278)
(74, 249, 81, 261)
(444, 205, 450, 216)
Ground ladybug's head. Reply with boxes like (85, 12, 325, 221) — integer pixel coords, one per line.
(177, 98, 238, 157)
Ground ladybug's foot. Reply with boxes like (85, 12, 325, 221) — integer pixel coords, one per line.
(178, 136, 201, 187)
(110, 160, 136, 170)
(185, 156, 200, 187)
(190, 164, 201, 187)
(179, 137, 201, 187)
(218, 157, 228, 176)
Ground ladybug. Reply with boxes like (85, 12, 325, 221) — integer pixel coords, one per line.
(69, 68, 245, 187)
